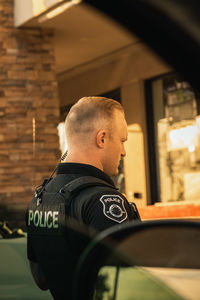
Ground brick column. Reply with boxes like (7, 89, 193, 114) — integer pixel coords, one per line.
(0, 0, 60, 229)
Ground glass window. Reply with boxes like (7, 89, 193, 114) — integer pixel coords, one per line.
(147, 73, 200, 203)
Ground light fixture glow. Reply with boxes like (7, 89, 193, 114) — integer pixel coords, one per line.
(38, 0, 81, 22)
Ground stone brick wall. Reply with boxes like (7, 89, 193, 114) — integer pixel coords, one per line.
(0, 0, 60, 230)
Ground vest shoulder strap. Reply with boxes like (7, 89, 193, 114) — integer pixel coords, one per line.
(59, 176, 118, 195)
(59, 176, 118, 222)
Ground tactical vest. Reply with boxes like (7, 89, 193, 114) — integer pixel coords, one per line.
(26, 175, 140, 236)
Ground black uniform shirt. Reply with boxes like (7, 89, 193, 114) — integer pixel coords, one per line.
(56, 163, 134, 229)
(27, 163, 138, 299)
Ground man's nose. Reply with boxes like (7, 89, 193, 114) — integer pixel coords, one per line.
(121, 147, 126, 157)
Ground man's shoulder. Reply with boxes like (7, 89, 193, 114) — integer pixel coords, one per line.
(57, 175, 117, 198)
(80, 185, 130, 224)
(80, 186, 140, 224)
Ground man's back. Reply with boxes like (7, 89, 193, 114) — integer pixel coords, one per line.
(26, 96, 141, 299)
(27, 163, 140, 299)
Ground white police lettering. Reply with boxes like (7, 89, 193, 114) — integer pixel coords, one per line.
(100, 195, 128, 223)
(28, 209, 59, 229)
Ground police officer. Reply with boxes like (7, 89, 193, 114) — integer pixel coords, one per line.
(26, 96, 140, 299)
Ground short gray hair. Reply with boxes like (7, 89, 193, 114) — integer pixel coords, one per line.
(65, 96, 124, 140)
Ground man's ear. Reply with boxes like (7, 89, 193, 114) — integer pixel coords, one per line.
(96, 130, 107, 148)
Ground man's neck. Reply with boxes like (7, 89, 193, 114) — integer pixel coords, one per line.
(64, 151, 103, 172)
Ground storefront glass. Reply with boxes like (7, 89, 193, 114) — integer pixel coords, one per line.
(150, 74, 200, 202)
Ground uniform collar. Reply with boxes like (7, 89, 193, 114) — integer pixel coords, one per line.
(56, 162, 115, 187)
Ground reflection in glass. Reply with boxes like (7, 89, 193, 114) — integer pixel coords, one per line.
(158, 116, 200, 202)
(93, 266, 185, 300)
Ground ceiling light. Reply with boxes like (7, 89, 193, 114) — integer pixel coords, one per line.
(38, 0, 81, 23)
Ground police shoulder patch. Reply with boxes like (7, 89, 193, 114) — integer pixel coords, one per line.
(100, 194, 128, 223)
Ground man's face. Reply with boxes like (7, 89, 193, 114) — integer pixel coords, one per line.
(103, 110, 128, 177)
